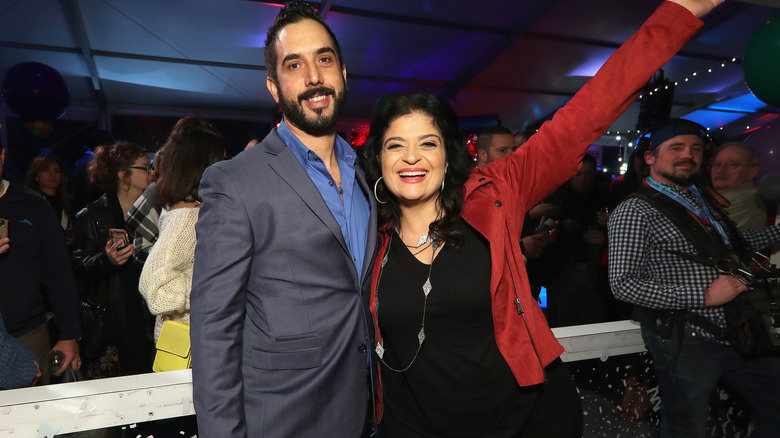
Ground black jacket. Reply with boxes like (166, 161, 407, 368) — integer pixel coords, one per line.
(0, 181, 81, 340)
(72, 193, 153, 365)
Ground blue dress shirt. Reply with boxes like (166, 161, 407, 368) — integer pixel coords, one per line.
(277, 119, 370, 278)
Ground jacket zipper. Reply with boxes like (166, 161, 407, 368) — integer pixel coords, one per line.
(504, 224, 547, 383)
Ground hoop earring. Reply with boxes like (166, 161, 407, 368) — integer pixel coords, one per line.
(373, 177, 387, 205)
(441, 178, 445, 192)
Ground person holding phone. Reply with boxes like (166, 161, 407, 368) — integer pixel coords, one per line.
(1, 141, 82, 385)
(72, 141, 155, 378)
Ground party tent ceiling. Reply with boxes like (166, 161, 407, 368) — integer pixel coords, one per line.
(1, 0, 780, 144)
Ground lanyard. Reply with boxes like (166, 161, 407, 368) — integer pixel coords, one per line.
(645, 177, 731, 247)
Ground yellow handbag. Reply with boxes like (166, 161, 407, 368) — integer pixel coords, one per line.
(152, 320, 191, 372)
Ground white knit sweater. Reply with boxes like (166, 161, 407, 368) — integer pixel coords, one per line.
(139, 206, 199, 327)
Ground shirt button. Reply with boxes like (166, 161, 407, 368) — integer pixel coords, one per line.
(329, 181, 334, 186)
(479, 177, 486, 182)
(495, 201, 502, 207)
(358, 344, 367, 353)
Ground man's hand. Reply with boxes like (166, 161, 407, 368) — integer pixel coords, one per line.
(704, 275, 749, 307)
(669, 0, 725, 19)
(528, 203, 562, 221)
(51, 339, 81, 376)
(521, 233, 550, 260)
(0, 237, 9, 254)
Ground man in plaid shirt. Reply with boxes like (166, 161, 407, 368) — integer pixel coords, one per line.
(608, 118, 780, 437)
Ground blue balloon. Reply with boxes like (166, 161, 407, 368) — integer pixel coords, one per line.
(1, 62, 70, 121)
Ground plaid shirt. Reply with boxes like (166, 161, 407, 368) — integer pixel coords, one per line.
(608, 182, 780, 337)
(125, 182, 161, 269)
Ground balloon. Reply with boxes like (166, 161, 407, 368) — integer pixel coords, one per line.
(743, 12, 780, 108)
(1, 62, 70, 121)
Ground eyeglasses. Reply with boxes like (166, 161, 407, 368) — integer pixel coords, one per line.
(712, 161, 751, 170)
(129, 165, 153, 173)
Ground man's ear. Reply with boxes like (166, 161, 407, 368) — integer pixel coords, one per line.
(477, 149, 487, 163)
(748, 165, 759, 180)
(266, 77, 280, 104)
(644, 150, 656, 166)
(342, 64, 347, 90)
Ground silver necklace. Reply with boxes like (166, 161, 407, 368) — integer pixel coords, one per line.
(402, 231, 429, 248)
(375, 232, 439, 373)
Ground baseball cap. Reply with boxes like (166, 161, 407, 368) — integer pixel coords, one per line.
(646, 118, 710, 150)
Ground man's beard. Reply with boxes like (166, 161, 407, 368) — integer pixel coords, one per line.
(278, 84, 347, 137)
(656, 159, 700, 186)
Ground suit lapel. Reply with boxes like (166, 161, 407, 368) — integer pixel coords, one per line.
(356, 166, 378, 286)
(265, 131, 350, 256)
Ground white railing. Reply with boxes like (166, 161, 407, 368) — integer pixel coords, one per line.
(0, 320, 644, 437)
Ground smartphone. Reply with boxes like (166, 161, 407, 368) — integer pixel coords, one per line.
(109, 228, 129, 250)
(0, 217, 8, 239)
(538, 218, 557, 233)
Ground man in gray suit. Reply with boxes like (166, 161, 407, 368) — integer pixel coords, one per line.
(190, 3, 377, 437)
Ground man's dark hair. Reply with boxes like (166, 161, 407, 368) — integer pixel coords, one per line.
(264, 1, 344, 81)
(580, 154, 597, 167)
(475, 126, 513, 153)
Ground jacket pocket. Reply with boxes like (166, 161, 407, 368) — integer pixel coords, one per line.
(250, 333, 321, 370)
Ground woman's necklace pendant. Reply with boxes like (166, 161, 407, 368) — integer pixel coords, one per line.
(422, 278, 432, 296)
(417, 328, 425, 345)
(375, 342, 385, 359)
(415, 233, 429, 248)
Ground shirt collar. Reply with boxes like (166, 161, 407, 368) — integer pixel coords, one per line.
(277, 119, 356, 169)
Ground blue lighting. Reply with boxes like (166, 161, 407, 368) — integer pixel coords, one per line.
(538, 286, 547, 309)
(682, 110, 747, 130)
(709, 93, 768, 113)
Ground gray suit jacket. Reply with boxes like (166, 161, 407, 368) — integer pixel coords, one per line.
(191, 129, 377, 437)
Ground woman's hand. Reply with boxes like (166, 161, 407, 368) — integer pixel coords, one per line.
(105, 239, 133, 266)
(0, 237, 9, 254)
(669, 0, 725, 19)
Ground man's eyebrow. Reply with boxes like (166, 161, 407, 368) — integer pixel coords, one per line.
(316, 47, 337, 57)
(281, 47, 336, 65)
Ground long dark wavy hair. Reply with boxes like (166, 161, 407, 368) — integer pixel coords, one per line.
(363, 94, 471, 247)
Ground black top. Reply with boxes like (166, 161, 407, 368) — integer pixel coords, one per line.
(377, 219, 535, 438)
(43, 192, 63, 219)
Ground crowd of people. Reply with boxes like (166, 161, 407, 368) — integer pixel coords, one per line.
(2, 0, 779, 437)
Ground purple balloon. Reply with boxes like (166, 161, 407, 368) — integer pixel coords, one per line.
(1, 62, 70, 121)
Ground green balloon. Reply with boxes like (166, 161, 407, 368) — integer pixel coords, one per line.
(744, 12, 780, 108)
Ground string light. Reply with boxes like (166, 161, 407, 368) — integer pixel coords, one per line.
(602, 56, 741, 136)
